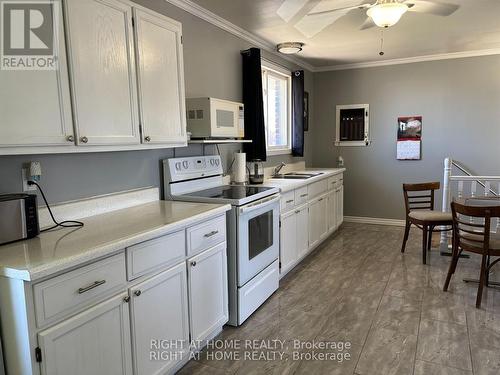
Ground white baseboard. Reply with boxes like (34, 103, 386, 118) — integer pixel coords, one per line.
(344, 216, 406, 227)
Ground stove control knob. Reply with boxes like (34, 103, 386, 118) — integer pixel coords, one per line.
(215, 160, 220, 166)
(175, 162, 181, 171)
(182, 161, 189, 169)
(210, 159, 215, 166)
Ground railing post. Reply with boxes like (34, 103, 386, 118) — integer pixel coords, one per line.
(440, 157, 452, 251)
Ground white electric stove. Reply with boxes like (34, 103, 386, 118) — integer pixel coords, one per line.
(163, 156, 280, 326)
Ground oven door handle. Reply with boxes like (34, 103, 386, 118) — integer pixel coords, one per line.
(239, 194, 280, 214)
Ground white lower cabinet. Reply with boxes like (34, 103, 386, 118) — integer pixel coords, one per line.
(308, 194, 328, 250)
(38, 293, 133, 375)
(327, 190, 337, 232)
(129, 263, 189, 375)
(188, 243, 228, 343)
(279, 173, 344, 277)
(280, 204, 310, 276)
(280, 210, 298, 275)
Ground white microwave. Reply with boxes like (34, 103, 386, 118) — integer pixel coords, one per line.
(186, 97, 244, 138)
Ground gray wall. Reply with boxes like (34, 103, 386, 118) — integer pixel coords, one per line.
(0, 0, 313, 204)
(312, 55, 500, 220)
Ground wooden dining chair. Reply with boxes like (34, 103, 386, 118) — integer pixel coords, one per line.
(401, 182, 453, 264)
(444, 201, 500, 308)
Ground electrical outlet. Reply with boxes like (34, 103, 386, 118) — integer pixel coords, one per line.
(22, 168, 37, 192)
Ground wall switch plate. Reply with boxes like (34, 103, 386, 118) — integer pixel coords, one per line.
(22, 168, 37, 192)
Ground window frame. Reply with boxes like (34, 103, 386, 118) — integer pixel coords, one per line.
(261, 60, 292, 156)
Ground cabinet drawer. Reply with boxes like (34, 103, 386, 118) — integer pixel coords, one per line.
(187, 215, 226, 256)
(280, 191, 295, 212)
(295, 186, 309, 205)
(328, 176, 337, 191)
(308, 180, 328, 198)
(126, 230, 185, 280)
(34, 253, 127, 328)
(335, 174, 344, 188)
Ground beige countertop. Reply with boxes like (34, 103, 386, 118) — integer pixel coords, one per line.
(262, 168, 346, 193)
(0, 201, 231, 282)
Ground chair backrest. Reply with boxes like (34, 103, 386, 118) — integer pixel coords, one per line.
(402, 182, 440, 215)
(451, 200, 500, 254)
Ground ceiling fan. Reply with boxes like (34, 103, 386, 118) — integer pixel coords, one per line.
(308, 0, 460, 29)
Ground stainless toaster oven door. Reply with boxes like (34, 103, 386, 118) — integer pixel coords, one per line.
(0, 199, 26, 244)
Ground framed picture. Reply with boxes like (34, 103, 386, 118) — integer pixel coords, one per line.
(397, 116, 422, 160)
(304, 91, 309, 131)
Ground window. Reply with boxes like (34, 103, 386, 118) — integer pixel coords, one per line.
(262, 61, 292, 155)
(335, 104, 371, 146)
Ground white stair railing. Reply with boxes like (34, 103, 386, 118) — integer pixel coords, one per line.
(440, 157, 500, 251)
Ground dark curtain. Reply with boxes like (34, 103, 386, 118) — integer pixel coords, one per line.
(292, 70, 305, 157)
(241, 48, 267, 161)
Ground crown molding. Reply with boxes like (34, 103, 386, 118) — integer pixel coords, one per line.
(164, 0, 315, 72)
(313, 48, 500, 72)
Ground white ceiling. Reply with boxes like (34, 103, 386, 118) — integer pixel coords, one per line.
(190, 0, 500, 68)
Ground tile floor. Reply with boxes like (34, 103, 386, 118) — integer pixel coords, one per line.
(178, 223, 500, 375)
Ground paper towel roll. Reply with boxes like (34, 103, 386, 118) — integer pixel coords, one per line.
(233, 152, 246, 183)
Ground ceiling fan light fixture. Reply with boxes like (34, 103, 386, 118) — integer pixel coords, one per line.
(367, 2, 408, 28)
(277, 42, 304, 54)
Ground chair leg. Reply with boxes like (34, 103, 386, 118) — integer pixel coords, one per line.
(476, 254, 488, 308)
(422, 226, 428, 265)
(401, 220, 411, 253)
(427, 226, 433, 252)
(443, 237, 459, 291)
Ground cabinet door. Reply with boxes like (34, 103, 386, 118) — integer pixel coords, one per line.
(133, 8, 186, 145)
(129, 262, 189, 375)
(0, 4, 74, 148)
(64, 0, 140, 145)
(308, 195, 328, 250)
(296, 205, 309, 260)
(280, 210, 297, 275)
(336, 186, 344, 228)
(327, 190, 337, 233)
(38, 293, 132, 375)
(188, 243, 228, 342)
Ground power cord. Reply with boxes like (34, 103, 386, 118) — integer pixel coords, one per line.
(27, 181, 84, 232)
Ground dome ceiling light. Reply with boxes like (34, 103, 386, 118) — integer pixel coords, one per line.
(277, 42, 304, 54)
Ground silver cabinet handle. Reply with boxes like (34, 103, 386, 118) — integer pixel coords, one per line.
(123, 296, 130, 303)
(144, 136, 151, 142)
(204, 230, 219, 238)
(80, 136, 88, 143)
(295, 210, 300, 214)
(286, 200, 294, 204)
(134, 290, 142, 297)
(191, 261, 197, 267)
(78, 280, 106, 294)
(318, 198, 324, 202)
(300, 194, 308, 198)
(66, 135, 74, 142)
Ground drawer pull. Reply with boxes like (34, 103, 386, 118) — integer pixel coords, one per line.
(77, 280, 106, 294)
(134, 290, 142, 297)
(204, 230, 219, 238)
(191, 261, 197, 267)
(286, 199, 294, 204)
(300, 194, 308, 198)
(295, 210, 300, 214)
(318, 198, 324, 202)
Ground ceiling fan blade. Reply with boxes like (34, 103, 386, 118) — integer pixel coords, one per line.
(404, 0, 459, 16)
(296, 7, 351, 38)
(359, 17, 376, 30)
(307, 3, 372, 17)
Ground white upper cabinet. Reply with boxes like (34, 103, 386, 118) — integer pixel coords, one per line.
(64, 0, 140, 146)
(0, 4, 74, 148)
(133, 8, 187, 145)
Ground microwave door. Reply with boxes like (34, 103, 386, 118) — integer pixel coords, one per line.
(236, 196, 280, 286)
(210, 101, 240, 137)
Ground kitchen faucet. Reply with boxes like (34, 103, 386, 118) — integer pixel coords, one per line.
(272, 162, 286, 177)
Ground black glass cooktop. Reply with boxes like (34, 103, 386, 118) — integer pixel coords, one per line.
(183, 185, 273, 200)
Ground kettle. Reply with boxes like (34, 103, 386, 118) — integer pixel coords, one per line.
(248, 160, 264, 184)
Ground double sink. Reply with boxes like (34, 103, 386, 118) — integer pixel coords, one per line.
(272, 172, 324, 180)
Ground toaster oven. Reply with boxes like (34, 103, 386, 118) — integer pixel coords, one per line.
(0, 194, 39, 245)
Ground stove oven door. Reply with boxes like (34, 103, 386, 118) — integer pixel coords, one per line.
(236, 194, 280, 286)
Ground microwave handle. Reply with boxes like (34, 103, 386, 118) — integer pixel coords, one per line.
(239, 194, 280, 215)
